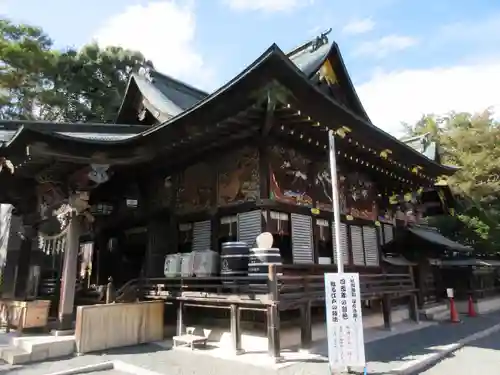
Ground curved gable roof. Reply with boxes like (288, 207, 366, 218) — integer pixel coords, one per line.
(3, 38, 458, 178)
(286, 31, 370, 121)
(116, 30, 363, 124)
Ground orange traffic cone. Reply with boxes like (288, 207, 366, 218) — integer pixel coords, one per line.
(468, 295, 477, 317)
(449, 297, 460, 323)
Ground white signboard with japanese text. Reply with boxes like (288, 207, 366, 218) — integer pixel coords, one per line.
(324, 272, 365, 368)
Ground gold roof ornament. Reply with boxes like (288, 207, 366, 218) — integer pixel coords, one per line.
(412, 165, 423, 174)
(389, 194, 399, 205)
(380, 149, 392, 159)
(336, 126, 351, 138)
(435, 174, 449, 186)
(319, 59, 338, 86)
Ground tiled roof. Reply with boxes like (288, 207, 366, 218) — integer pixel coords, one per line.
(402, 133, 439, 161)
(0, 121, 146, 145)
(131, 30, 335, 119)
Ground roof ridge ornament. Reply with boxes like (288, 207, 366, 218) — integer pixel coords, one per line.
(138, 59, 155, 82)
(311, 28, 332, 52)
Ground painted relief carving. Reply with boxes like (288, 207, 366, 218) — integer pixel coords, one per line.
(269, 146, 313, 207)
(378, 207, 394, 224)
(344, 172, 377, 220)
(177, 162, 213, 212)
(36, 182, 66, 220)
(69, 165, 113, 190)
(217, 147, 259, 205)
(313, 161, 347, 212)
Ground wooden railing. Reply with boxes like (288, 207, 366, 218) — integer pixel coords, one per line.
(277, 273, 415, 310)
(39, 266, 417, 309)
(40, 266, 418, 362)
(141, 276, 272, 306)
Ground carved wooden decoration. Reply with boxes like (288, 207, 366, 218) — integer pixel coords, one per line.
(344, 172, 377, 220)
(269, 146, 313, 207)
(378, 207, 394, 224)
(36, 182, 66, 215)
(177, 162, 213, 212)
(217, 147, 259, 206)
(150, 176, 173, 209)
(313, 161, 347, 212)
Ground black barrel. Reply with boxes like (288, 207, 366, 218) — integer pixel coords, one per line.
(220, 242, 250, 284)
(248, 247, 282, 285)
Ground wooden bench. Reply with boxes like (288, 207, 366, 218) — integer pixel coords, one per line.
(173, 334, 208, 350)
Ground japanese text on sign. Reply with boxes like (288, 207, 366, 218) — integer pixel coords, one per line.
(324, 273, 365, 369)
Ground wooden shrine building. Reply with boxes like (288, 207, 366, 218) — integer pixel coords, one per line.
(0, 30, 463, 356)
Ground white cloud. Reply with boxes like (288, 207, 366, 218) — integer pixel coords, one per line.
(356, 60, 500, 137)
(223, 0, 314, 13)
(93, 0, 215, 91)
(342, 18, 375, 35)
(353, 34, 418, 58)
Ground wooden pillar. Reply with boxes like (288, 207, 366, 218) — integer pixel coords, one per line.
(210, 159, 220, 253)
(267, 264, 282, 361)
(146, 218, 169, 278)
(230, 304, 243, 354)
(94, 233, 108, 286)
(416, 263, 425, 307)
(1, 210, 22, 299)
(300, 301, 312, 350)
(258, 142, 270, 203)
(407, 265, 420, 323)
(258, 91, 275, 204)
(381, 294, 392, 330)
(57, 214, 81, 331)
(408, 294, 420, 323)
(176, 301, 184, 336)
(14, 223, 36, 299)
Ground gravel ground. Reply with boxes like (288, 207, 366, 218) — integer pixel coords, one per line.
(4, 312, 500, 375)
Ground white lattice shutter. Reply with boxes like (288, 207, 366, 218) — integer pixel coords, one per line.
(192, 220, 211, 251)
(237, 210, 262, 248)
(383, 223, 394, 244)
(291, 213, 314, 264)
(363, 226, 379, 266)
(332, 222, 349, 265)
(351, 225, 365, 266)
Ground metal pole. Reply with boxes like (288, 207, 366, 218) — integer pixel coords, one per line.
(328, 130, 344, 273)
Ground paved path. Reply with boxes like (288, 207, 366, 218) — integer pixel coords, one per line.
(277, 312, 500, 374)
(4, 312, 500, 375)
(418, 327, 500, 374)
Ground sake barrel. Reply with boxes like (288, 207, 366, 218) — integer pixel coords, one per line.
(164, 253, 182, 278)
(220, 242, 249, 284)
(180, 253, 195, 277)
(193, 250, 219, 277)
(248, 247, 282, 284)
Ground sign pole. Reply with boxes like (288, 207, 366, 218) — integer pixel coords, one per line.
(328, 130, 344, 273)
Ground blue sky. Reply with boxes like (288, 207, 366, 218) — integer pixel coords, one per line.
(2, 0, 500, 134)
